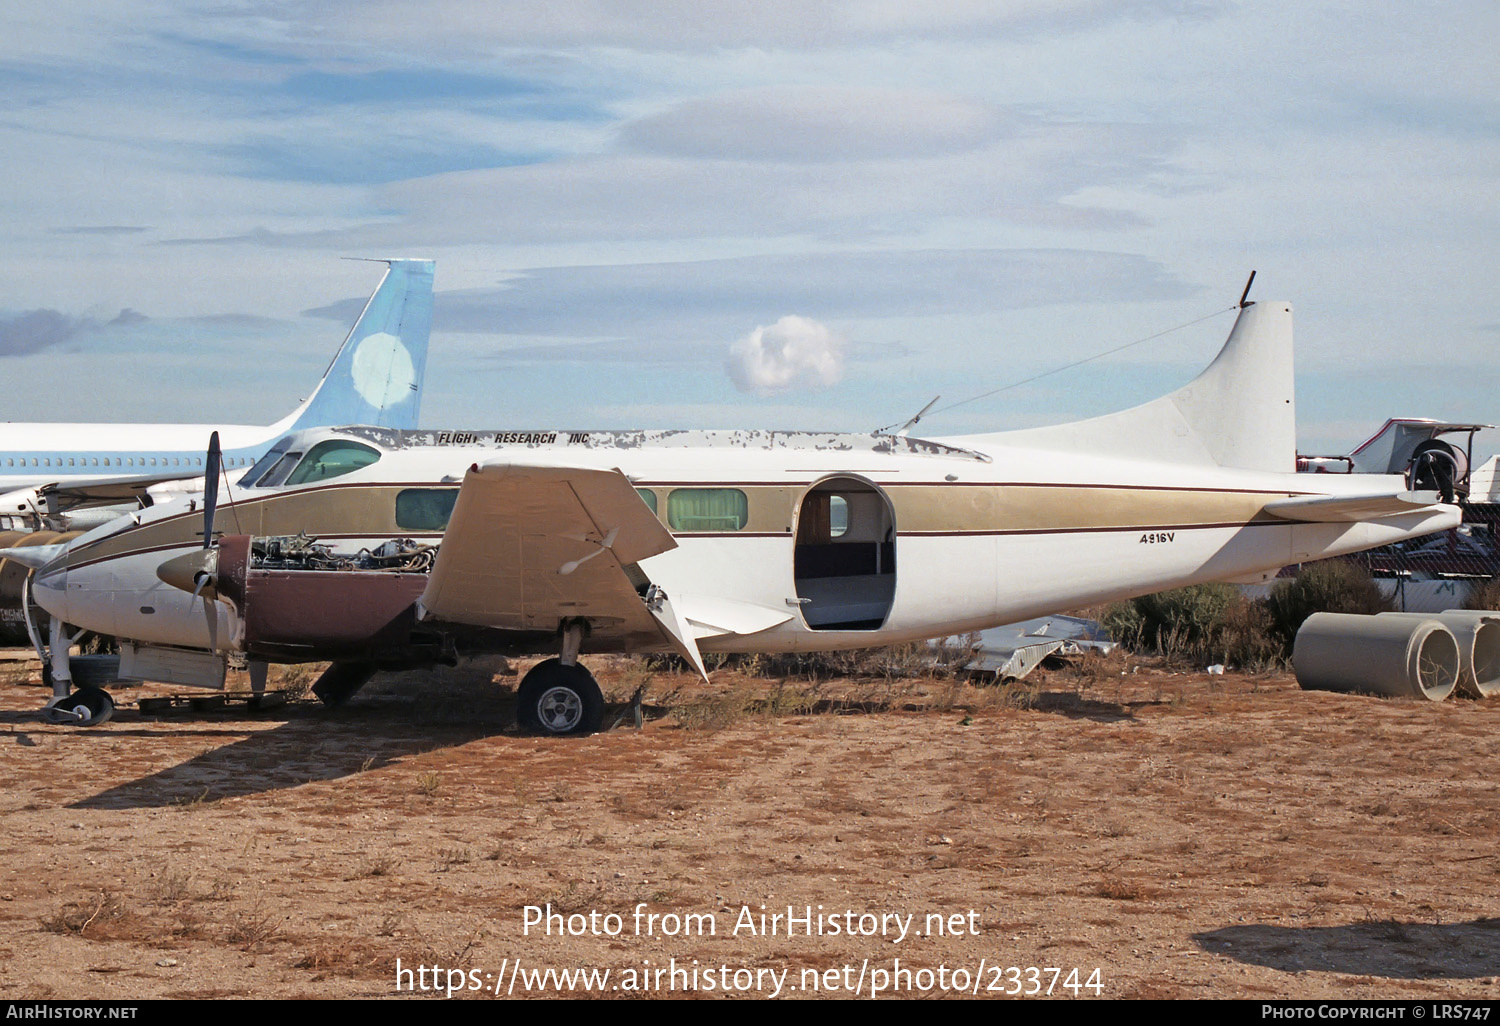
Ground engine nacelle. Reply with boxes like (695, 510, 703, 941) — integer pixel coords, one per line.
(1405, 439, 1470, 503)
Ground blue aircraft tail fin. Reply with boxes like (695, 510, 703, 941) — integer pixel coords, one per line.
(270, 258, 435, 434)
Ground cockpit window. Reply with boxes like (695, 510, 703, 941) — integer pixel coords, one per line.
(283, 440, 382, 486)
(242, 442, 290, 487)
(254, 450, 304, 488)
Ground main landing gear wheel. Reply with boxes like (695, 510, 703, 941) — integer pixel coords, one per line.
(46, 686, 114, 727)
(516, 659, 604, 736)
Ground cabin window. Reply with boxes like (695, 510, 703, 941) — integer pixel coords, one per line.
(396, 489, 459, 531)
(830, 495, 849, 537)
(666, 488, 748, 532)
(284, 440, 382, 486)
(636, 488, 658, 515)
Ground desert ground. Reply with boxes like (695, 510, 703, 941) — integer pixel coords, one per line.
(1, 648, 1498, 1001)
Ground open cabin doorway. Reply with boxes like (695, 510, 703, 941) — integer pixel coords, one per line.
(794, 477, 896, 630)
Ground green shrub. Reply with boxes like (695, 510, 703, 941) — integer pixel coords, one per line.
(1104, 583, 1280, 669)
(1105, 583, 1235, 655)
(1265, 559, 1390, 652)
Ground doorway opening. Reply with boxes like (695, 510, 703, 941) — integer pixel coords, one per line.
(793, 478, 896, 630)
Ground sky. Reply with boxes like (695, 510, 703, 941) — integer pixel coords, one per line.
(1, 1, 1496, 459)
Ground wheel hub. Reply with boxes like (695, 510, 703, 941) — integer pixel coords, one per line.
(536, 686, 583, 732)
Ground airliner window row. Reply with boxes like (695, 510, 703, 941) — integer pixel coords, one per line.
(3, 456, 253, 468)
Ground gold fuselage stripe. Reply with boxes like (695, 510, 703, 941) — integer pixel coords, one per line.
(64, 479, 1300, 570)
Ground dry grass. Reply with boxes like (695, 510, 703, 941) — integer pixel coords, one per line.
(6, 654, 1500, 999)
(41, 891, 132, 939)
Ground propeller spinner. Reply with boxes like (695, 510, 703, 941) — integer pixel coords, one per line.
(156, 431, 222, 599)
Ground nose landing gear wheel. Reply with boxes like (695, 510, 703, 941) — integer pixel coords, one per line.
(46, 686, 114, 727)
(516, 659, 604, 736)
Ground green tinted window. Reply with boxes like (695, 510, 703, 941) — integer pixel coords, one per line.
(666, 488, 748, 532)
(396, 489, 460, 531)
(636, 488, 658, 515)
(284, 440, 381, 485)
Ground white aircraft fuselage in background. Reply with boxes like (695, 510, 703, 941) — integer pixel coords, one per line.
(0, 259, 435, 525)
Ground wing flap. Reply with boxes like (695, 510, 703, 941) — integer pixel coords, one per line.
(416, 461, 689, 650)
(1263, 490, 1448, 523)
(675, 594, 795, 640)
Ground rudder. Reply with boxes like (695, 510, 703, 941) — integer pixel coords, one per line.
(273, 258, 435, 433)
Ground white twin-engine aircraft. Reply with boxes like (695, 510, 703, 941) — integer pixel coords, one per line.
(16, 293, 1460, 734)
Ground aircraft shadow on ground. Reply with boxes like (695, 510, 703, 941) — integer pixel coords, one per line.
(1026, 691, 1137, 721)
(67, 694, 516, 810)
(1194, 919, 1500, 980)
(770, 693, 1132, 721)
(49, 678, 1139, 809)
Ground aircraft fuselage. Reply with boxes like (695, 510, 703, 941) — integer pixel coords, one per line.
(32, 426, 1459, 666)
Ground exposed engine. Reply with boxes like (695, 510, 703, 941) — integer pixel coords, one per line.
(250, 533, 438, 574)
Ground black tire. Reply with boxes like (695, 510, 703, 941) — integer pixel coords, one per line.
(55, 686, 114, 727)
(516, 658, 604, 736)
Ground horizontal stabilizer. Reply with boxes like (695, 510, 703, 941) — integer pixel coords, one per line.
(1263, 491, 1448, 523)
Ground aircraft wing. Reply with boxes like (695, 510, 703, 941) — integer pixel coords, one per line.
(1262, 490, 1448, 523)
(415, 461, 708, 678)
(34, 472, 210, 514)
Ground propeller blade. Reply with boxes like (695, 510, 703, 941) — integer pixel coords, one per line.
(203, 431, 221, 549)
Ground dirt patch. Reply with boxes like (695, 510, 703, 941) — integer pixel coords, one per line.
(2, 652, 1499, 1000)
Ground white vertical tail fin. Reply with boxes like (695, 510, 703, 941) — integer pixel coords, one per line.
(968, 300, 1296, 472)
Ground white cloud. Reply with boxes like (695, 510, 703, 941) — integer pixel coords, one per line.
(727, 315, 845, 393)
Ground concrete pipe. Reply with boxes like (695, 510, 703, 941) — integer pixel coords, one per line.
(1437, 610, 1500, 698)
(1374, 611, 1500, 699)
(1294, 612, 1460, 702)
